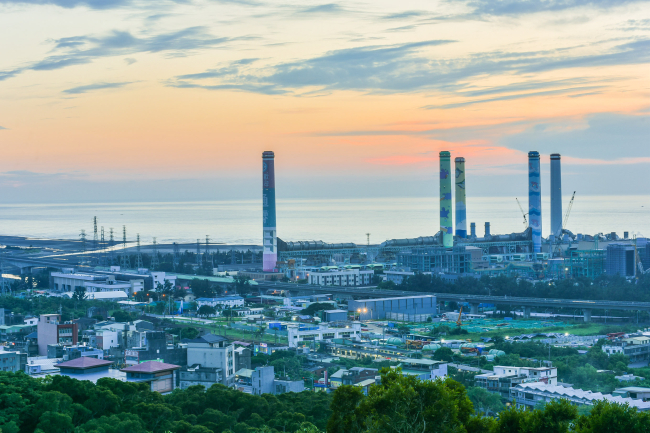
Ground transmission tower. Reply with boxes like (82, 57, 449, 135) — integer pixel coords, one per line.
(151, 237, 160, 269)
(0, 260, 11, 296)
(93, 216, 98, 251)
(120, 226, 131, 270)
(196, 239, 201, 266)
(135, 234, 144, 269)
(100, 226, 107, 267)
(205, 235, 214, 269)
(109, 228, 117, 266)
(80, 229, 87, 265)
(173, 242, 180, 270)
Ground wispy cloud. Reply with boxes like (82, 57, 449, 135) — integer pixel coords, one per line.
(63, 81, 133, 94)
(297, 3, 344, 14)
(461, 0, 650, 16)
(1, 27, 231, 81)
(166, 37, 649, 101)
(0, 0, 260, 9)
(0, 126, 7, 130)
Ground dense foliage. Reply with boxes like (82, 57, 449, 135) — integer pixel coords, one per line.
(382, 274, 650, 304)
(0, 372, 331, 433)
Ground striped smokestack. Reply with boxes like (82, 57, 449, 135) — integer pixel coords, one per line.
(550, 154, 562, 239)
(440, 151, 453, 248)
(455, 157, 467, 239)
(262, 151, 277, 271)
(528, 151, 542, 254)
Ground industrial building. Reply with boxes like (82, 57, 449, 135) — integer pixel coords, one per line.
(397, 246, 480, 274)
(307, 267, 374, 286)
(287, 323, 361, 348)
(606, 243, 637, 278)
(348, 295, 437, 321)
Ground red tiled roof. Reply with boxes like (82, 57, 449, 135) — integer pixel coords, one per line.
(55, 357, 113, 369)
(121, 360, 180, 373)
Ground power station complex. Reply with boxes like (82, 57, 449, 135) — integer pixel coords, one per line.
(262, 151, 650, 282)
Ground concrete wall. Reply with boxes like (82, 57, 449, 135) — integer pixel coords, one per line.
(252, 366, 275, 395)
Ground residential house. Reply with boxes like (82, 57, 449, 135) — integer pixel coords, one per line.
(475, 366, 557, 399)
(37, 314, 78, 356)
(121, 361, 180, 394)
(186, 334, 235, 387)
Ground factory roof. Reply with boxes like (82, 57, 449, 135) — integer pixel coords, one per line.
(172, 274, 258, 285)
(55, 357, 113, 370)
(196, 296, 244, 302)
(515, 383, 650, 410)
(351, 295, 435, 303)
(121, 361, 180, 373)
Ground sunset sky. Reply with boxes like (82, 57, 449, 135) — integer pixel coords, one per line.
(0, 0, 648, 202)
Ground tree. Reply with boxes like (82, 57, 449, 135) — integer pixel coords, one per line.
(466, 386, 504, 415)
(72, 286, 87, 302)
(574, 400, 650, 433)
(327, 368, 476, 433)
(190, 278, 214, 299)
(433, 347, 454, 362)
(231, 275, 252, 296)
(198, 305, 216, 318)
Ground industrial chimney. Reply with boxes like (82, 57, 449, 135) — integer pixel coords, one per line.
(485, 222, 491, 237)
(455, 157, 467, 239)
(262, 151, 277, 271)
(550, 154, 562, 239)
(528, 151, 542, 254)
(439, 151, 453, 248)
(470, 222, 476, 238)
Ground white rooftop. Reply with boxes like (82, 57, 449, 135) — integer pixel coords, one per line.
(516, 383, 650, 410)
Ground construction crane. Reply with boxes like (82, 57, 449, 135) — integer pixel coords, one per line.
(516, 198, 528, 229)
(554, 191, 576, 256)
(456, 306, 464, 327)
(634, 235, 650, 278)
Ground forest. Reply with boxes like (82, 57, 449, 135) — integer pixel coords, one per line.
(1, 367, 649, 433)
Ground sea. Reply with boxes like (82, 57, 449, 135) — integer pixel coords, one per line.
(0, 195, 648, 246)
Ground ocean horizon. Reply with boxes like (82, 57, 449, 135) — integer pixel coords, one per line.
(0, 195, 648, 246)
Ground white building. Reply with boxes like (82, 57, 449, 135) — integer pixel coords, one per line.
(308, 268, 373, 286)
(513, 382, 650, 412)
(196, 296, 245, 309)
(151, 272, 177, 290)
(51, 272, 143, 296)
(287, 323, 362, 348)
(186, 334, 235, 387)
(475, 366, 557, 399)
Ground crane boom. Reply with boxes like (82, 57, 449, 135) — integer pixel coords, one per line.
(456, 306, 463, 327)
(516, 198, 528, 228)
(562, 191, 576, 232)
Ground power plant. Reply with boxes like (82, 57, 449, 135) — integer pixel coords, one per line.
(268, 148, 633, 281)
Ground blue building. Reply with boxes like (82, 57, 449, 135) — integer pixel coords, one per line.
(606, 243, 636, 278)
(348, 295, 437, 321)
